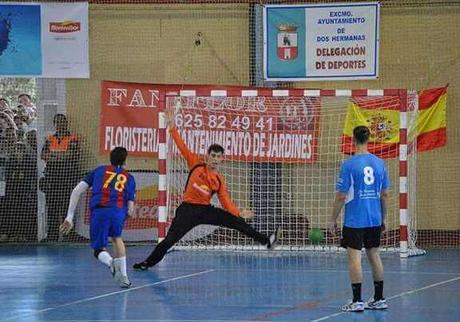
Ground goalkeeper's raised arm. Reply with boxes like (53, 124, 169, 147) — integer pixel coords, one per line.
(166, 113, 199, 169)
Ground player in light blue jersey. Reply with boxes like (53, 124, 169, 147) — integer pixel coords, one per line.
(328, 126, 389, 312)
(59, 147, 136, 288)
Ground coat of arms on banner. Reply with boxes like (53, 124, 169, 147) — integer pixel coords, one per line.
(277, 24, 298, 61)
(367, 114, 395, 142)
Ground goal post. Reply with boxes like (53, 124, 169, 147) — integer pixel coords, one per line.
(160, 87, 425, 256)
(403, 90, 426, 257)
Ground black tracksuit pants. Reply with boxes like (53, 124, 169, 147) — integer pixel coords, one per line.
(143, 202, 269, 266)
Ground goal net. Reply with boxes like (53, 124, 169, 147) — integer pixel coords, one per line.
(164, 88, 423, 255)
(0, 80, 451, 254)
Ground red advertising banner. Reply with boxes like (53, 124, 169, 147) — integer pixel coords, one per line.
(100, 81, 248, 157)
(170, 95, 321, 162)
(100, 81, 161, 157)
(100, 81, 321, 162)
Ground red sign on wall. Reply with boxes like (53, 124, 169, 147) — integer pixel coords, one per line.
(100, 81, 321, 162)
(100, 81, 162, 157)
(170, 95, 321, 163)
(100, 81, 248, 157)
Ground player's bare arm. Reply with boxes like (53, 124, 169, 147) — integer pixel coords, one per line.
(328, 192, 346, 236)
(380, 189, 389, 232)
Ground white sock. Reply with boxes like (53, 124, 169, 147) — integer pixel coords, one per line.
(114, 256, 127, 276)
(97, 251, 113, 267)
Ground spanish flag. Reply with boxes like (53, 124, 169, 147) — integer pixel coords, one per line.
(341, 96, 401, 158)
(415, 86, 447, 152)
(341, 86, 447, 159)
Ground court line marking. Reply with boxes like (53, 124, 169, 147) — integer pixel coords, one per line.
(311, 275, 460, 321)
(38, 320, 284, 322)
(4, 269, 215, 321)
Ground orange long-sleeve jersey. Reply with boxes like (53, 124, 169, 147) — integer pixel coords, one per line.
(170, 127, 240, 217)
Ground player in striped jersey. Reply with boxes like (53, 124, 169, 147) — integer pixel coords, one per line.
(60, 147, 136, 288)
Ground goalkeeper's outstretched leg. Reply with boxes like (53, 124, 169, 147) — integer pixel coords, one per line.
(133, 204, 280, 271)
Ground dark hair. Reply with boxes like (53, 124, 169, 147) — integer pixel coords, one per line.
(353, 126, 370, 145)
(207, 144, 224, 155)
(110, 147, 128, 166)
(53, 113, 67, 125)
(0, 98, 8, 104)
(18, 93, 31, 100)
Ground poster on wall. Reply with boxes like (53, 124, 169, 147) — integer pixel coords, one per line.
(100, 81, 160, 157)
(0, 2, 89, 78)
(170, 95, 321, 163)
(100, 81, 322, 163)
(264, 2, 379, 81)
(99, 81, 248, 158)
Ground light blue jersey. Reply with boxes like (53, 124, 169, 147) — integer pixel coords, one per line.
(336, 153, 390, 228)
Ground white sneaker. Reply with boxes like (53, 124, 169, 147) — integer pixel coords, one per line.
(117, 275, 132, 289)
(342, 301, 364, 312)
(113, 261, 132, 288)
(364, 298, 388, 310)
(267, 227, 281, 250)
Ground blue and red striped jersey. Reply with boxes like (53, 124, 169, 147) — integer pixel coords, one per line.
(84, 165, 136, 210)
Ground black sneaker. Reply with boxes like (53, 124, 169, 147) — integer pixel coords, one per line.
(133, 261, 151, 271)
(267, 227, 281, 250)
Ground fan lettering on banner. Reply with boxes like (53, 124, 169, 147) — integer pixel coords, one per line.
(107, 88, 159, 108)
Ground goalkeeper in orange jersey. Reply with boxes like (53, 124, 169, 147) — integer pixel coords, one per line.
(133, 115, 280, 270)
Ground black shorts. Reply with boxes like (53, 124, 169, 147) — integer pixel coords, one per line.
(340, 226, 382, 250)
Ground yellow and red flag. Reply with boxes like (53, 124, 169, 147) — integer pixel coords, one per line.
(414, 86, 447, 152)
(341, 96, 401, 158)
(341, 86, 447, 159)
